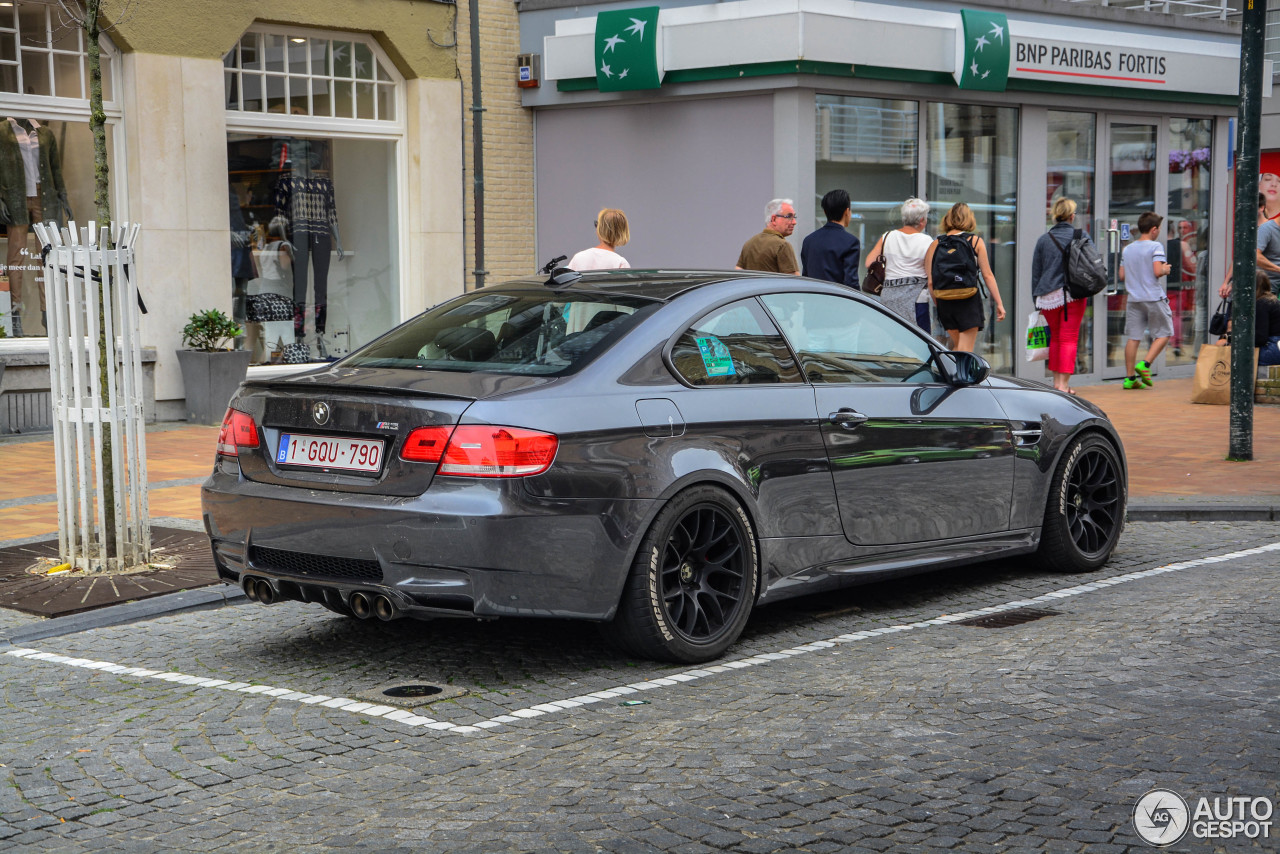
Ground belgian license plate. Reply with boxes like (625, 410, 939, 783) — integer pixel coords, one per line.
(276, 433, 384, 473)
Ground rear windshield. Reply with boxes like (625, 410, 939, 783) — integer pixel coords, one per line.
(341, 289, 659, 375)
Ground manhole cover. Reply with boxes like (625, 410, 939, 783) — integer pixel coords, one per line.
(955, 607, 1061, 628)
(356, 680, 468, 708)
(382, 684, 443, 699)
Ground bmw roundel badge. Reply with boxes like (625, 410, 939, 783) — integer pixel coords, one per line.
(311, 401, 330, 425)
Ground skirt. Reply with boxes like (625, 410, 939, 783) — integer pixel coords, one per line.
(880, 276, 926, 324)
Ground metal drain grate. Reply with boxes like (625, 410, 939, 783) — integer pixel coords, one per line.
(358, 679, 468, 708)
(955, 608, 1061, 628)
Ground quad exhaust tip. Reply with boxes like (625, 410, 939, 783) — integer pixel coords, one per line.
(349, 591, 373, 619)
(373, 594, 398, 621)
(242, 576, 276, 605)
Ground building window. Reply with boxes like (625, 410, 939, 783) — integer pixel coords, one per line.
(926, 103, 1018, 374)
(225, 28, 404, 366)
(0, 2, 120, 338)
(224, 31, 396, 122)
(0, 0, 113, 100)
(1167, 118, 1212, 366)
(815, 95, 918, 247)
(1267, 9, 1280, 73)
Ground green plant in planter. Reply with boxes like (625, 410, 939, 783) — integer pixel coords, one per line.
(182, 309, 241, 352)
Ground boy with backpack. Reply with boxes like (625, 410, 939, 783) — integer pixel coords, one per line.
(1118, 211, 1174, 389)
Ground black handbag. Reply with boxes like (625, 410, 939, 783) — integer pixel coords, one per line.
(1209, 298, 1231, 338)
(862, 232, 888, 296)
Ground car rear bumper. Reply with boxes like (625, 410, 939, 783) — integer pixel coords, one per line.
(201, 467, 657, 620)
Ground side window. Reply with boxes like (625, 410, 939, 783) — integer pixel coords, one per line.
(760, 293, 938, 384)
(670, 299, 802, 386)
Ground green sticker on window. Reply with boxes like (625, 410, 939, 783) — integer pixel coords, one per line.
(696, 335, 735, 377)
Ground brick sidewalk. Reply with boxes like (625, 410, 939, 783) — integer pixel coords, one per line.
(1074, 376, 1280, 500)
(0, 377, 1275, 543)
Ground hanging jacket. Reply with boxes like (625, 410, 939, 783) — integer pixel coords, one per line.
(0, 119, 72, 226)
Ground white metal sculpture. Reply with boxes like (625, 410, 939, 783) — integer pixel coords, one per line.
(33, 221, 150, 572)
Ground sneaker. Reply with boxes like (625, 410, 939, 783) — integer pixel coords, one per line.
(1123, 377, 1145, 389)
(1135, 360, 1154, 387)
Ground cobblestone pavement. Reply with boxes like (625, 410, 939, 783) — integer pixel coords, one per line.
(1, 521, 1277, 852)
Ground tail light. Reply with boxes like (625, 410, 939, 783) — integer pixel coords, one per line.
(400, 426, 454, 463)
(217, 408, 260, 457)
(401, 424, 557, 477)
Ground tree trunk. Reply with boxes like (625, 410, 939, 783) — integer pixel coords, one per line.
(85, 0, 116, 555)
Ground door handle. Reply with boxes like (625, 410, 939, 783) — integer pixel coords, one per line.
(829, 408, 869, 430)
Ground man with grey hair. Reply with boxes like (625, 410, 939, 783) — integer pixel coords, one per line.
(736, 198, 800, 275)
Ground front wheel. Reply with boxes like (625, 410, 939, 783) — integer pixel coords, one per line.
(602, 485, 759, 663)
(1037, 433, 1126, 573)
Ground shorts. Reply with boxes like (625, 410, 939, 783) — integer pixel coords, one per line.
(1125, 299, 1173, 341)
(935, 293, 985, 333)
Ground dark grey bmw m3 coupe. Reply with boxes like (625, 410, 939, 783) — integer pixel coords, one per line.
(202, 270, 1127, 663)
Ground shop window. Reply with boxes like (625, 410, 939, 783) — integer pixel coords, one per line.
(0, 0, 112, 99)
(1167, 118, 1212, 366)
(815, 94, 918, 247)
(224, 31, 396, 122)
(926, 103, 1018, 374)
(228, 133, 397, 365)
(0, 119, 113, 337)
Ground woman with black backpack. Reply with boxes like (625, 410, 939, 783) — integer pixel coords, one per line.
(924, 202, 1006, 352)
(1031, 198, 1093, 394)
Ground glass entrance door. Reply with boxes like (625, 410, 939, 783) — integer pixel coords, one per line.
(1104, 120, 1160, 379)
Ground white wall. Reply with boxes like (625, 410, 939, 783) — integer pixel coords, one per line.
(121, 53, 231, 413)
(536, 95, 775, 271)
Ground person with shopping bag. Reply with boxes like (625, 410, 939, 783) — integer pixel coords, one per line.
(1030, 198, 1093, 394)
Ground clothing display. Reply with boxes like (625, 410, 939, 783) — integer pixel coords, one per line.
(274, 173, 341, 340)
(292, 231, 332, 336)
(1, 118, 71, 333)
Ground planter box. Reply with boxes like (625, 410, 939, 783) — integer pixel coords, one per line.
(0, 340, 158, 434)
(177, 349, 252, 425)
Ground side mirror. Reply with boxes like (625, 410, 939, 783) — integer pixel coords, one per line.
(934, 350, 991, 386)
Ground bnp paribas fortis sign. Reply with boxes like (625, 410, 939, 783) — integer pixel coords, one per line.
(956, 9, 1011, 91)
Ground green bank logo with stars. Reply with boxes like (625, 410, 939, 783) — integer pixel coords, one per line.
(957, 9, 1010, 92)
(595, 6, 661, 92)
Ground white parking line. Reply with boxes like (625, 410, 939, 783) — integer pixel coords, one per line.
(5, 541, 1278, 736)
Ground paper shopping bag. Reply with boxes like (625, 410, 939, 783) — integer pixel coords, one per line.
(1191, 344, 1258, 405)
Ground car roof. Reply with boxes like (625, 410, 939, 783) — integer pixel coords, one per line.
(493, 269, 789, 302)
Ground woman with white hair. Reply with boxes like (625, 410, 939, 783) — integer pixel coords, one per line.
(865, 198, 934, 324)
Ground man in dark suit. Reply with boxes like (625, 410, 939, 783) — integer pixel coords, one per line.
(801, 189, 860, 288)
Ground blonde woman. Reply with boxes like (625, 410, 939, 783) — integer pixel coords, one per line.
(1032, 197, 1094, 394)
(865, 198, 933, 324)
(924, 202, 1005, 352)
(569, 209, 631, 270)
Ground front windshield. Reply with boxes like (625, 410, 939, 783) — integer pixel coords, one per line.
(341, 289, 659, 375)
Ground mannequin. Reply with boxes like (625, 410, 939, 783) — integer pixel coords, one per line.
(0, 118, 71, 335)
(229, 187, 255, 324)
(273, 138, 343, 357)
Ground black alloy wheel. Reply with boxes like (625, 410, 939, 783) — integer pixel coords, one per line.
(660, 505, 748, 641)
(1038, 433, 1126, 573)
(603, 485, 759, 663)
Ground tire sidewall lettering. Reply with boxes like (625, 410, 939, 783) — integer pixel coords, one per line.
(647, 542, 674, 642)
(1058, 441, 1084, 518)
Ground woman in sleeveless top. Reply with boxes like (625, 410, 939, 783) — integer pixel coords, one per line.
(865, 198, 934, 324)
(924, 202, 1006, 352)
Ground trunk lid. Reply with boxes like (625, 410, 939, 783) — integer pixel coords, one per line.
(229, 367, 552, 496)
